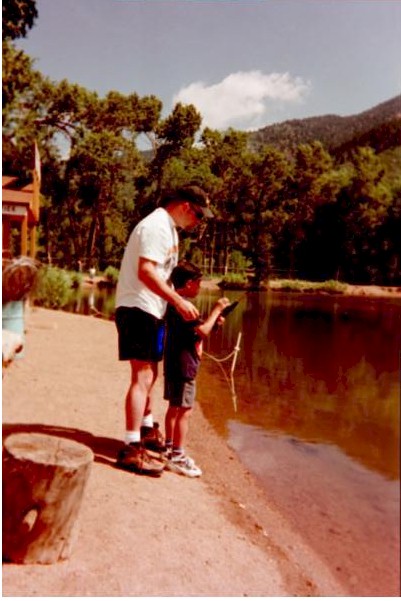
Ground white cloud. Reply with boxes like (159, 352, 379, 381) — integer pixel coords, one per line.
(172, 70, 311, 131)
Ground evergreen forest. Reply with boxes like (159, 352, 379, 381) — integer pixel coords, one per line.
(3, 0, 401, 285)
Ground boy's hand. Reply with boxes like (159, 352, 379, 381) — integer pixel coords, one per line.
(216, 315, 226, 327)
(213, 297, 230, 329)
(215, 297, 231, 312)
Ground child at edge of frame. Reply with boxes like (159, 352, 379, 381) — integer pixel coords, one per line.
(163, 260, 230, 478)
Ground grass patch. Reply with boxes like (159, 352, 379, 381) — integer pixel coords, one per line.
(270, 279, 347, 294)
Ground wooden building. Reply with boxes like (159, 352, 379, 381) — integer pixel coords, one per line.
(2, 152, 40, 259)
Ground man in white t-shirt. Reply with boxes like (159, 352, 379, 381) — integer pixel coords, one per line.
(115, 185, 213, 476)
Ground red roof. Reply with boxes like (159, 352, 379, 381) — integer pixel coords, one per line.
(2, 189, 32, 205)
(2, 176, 18, 188)
(2, 174, 38, 223)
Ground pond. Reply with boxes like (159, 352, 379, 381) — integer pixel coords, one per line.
(67, 285, 400, 595)
(197, 289, 400, 596)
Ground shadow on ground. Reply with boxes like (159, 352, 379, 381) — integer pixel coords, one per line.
(2, 423, 124, 468)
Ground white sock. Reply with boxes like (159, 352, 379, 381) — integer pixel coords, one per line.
(141, 413, 154, 428)
(125, 430, 141, 445)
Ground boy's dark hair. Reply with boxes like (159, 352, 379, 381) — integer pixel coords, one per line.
(170, 261, 202, 289)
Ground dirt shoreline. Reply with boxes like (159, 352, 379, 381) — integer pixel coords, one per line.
(2, 307, 354, 596)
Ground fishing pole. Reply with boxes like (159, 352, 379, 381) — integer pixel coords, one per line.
(203, 331, 242, 413)
(211, 292, 247, 331)
(204, 292, 247, 411)
(219, 292, 247, 318)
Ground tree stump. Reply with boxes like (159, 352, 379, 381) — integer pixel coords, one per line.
(2, 432, 94, 564)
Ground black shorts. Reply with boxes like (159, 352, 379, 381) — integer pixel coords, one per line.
(115, 306, 165, 362)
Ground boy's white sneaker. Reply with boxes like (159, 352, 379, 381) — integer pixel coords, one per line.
(166, 454, 202, 478)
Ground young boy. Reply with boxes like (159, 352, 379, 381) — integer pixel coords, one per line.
(163, 261, 230, 477)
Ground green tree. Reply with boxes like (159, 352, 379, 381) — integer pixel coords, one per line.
(241, 145, 292, 284)
(2, 40, 39, 110)
(200, 128, 253, 275)
(2, 40, 46, 181)
(381, 188, 401, 284)
(148, 102, 202, 202)
(283, 142, 339, 278)
(66, 130, 143, 268)
(2, 0, 37, 40)
(2, 63, 166, 266)
(337, 147, 392, 283)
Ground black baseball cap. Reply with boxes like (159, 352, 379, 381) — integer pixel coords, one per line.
(160, 185, 214, 218)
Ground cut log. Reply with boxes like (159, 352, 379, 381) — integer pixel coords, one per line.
(2, 432, 94, 564)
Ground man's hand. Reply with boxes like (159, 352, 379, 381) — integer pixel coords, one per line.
(139, 258, 199, 320)
(175, 297, 200, 321)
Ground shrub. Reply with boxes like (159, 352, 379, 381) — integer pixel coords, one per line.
(32, 266, 73, 309)
(276, 279, 305, 291)
(68, 271, 84, 288)
(103, 266, 119, 286)
(219, 272, 249, 289)
(274, 279, 347, 294)
(189, 247, 203, 268)
(320, 280, 347, 294)
(229, 250, 251, 272)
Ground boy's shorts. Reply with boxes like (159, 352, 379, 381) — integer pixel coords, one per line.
(164, 379, 196, 409)
(115, 306, 165, 362)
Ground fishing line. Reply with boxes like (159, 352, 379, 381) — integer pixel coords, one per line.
(203, 331, 242, 412)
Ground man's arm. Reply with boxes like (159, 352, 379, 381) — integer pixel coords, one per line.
(138, 258, 199, 321)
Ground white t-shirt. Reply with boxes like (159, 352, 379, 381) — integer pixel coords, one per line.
(115, 208, 179, 318)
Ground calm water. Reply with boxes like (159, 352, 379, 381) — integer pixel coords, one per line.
(197, 289, 400, 596)
(68, 286, 401, 595)
(198, 290, 400, 480)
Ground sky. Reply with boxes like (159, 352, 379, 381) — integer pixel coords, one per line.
(16, 0, 401, 141)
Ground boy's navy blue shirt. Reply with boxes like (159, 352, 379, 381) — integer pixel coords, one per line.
(164, 303, 202, 381)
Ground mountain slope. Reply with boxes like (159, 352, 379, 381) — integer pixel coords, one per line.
(248, 95, 401, 154)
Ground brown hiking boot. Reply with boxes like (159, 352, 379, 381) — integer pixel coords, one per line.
(116, 443, 164, 476)
(141, 422, 166, 453)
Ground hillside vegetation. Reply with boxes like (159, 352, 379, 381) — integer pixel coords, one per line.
(248, 95, 401, 155)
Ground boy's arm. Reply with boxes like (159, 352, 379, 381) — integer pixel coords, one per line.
(195, 297, 230, 339)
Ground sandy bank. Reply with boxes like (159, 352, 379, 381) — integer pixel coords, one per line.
(2, 307, 349, 596)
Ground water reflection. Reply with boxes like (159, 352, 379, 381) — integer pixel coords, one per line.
(65, 284, 116, 319)
(198, 291, 400, 481)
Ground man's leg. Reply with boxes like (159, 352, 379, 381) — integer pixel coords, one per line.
(117, 359, 163, 476)
(141, 396, 156, 432)
(125, 359, 157, 437)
